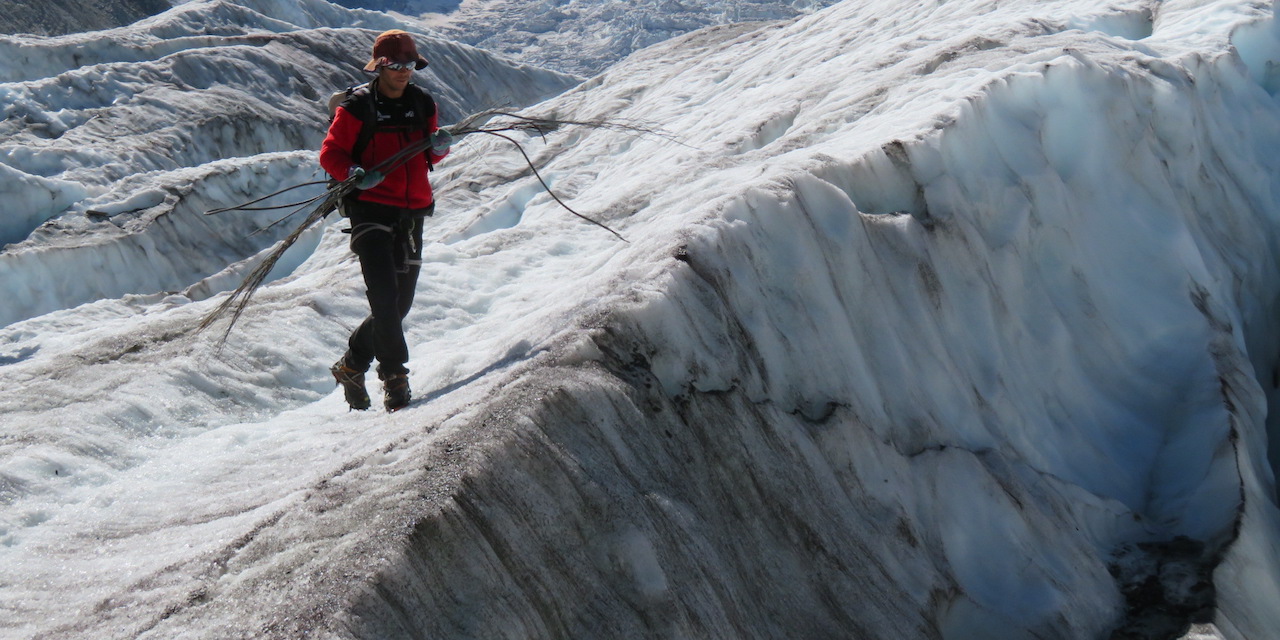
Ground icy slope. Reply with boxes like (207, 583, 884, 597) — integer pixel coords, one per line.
(3, 0, 1280, 638)
(0, 0, 577, 328)
(0, 0, 170, 37)
(414, 0, 842, 76)
(333, 0, 1280, 635)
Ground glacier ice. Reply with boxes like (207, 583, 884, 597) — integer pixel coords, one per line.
(2, 0, 1280, 639)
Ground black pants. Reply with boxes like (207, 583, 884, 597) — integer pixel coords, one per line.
(342, 200, 431, 378)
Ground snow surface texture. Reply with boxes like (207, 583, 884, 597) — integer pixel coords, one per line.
(0, 0, 171, 37)
(3, 0, 1280, 639)
(412, 0, 841, 76)
(0, 0, 576, 328)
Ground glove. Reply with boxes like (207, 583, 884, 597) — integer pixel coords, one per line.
(431, 129, 454, 154)
(349, 165, 384, 190)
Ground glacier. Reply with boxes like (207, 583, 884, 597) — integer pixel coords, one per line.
(0, 0, 577, 327)
(0, 0, 171, 37)
(415, 0, 843, 76)
(3, 0, 1280, 639)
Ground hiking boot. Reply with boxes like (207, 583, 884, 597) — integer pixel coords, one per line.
(382, 373, 411, 412)
(331, 359, 371, 411)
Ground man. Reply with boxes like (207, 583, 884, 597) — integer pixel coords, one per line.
(320, 29, 453, 411)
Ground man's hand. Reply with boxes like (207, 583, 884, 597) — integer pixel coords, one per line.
(349, 166, 384, 190)
(432, 129, 454, 154)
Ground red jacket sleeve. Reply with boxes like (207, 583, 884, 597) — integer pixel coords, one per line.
(319, 107, 363, 180)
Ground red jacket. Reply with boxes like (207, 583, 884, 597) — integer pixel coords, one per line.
(319, 85, 448, 210)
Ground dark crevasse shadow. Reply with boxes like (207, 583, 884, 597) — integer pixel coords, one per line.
(0, 344, 39, 367)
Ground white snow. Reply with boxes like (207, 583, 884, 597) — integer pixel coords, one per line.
(0, 0, 576, 329)
(2, 0, 1280, 638)
(411, 0, 841, 75)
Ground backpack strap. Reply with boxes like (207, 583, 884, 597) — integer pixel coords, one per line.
(409, 87, 437, 170)
(339, 82, 437, 168)
(409, 86, 436, 131)
(340, 84, 378, 167)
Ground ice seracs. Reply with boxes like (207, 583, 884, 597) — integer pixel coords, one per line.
(2, 0, 1280, 638)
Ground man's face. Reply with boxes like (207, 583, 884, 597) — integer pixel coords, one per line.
(377, 64, 413, 93)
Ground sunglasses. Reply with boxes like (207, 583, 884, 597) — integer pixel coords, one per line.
(379, 60, 416, 71)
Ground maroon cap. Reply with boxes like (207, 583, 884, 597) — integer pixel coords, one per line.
(363, 30, 429, 72)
